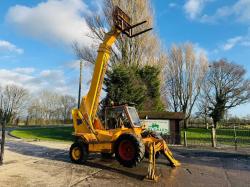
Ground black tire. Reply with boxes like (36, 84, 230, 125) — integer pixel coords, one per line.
(101, 152, 114, 159)
(69, 142, 88, 164)
(114, 133, 145, 168)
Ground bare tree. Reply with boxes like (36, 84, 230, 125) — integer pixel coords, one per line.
(203, 59, 250, 128)
(164, 43, 208, 129)
(72, 1, 168, 112)
(60, 95, 77, 123)
(28, 91, 61, 123)
(0, 85, 28, 165)
(0, 87, 9, 165)
(0, 85, 29, 124)
(73, 0, 161, 67)
(196, 84, 211, 129)
(28, 91, 76, 124)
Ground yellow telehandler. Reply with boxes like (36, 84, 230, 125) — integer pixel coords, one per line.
(69, 6, 180, 181)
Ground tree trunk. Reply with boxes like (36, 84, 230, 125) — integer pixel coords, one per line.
(0, 120, 6, 165)
(183, 118, 188, 146)
(206, 123, 209, 130)
(183, 118, 188, 129)
(211, 123, 216, 148)
(25, 116, 29, 126)
(204, 117, 208, 129)
(14, 118, 19, 126)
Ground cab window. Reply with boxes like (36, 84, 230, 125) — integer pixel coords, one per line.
(105, 107, 131, 129)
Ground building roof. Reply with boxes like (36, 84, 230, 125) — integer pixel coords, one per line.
(139, 111, 185, 120)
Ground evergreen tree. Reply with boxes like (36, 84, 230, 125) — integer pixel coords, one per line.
(103, 64, 146, 110)
(103, 64, 165, 112)
(139, 66, 165, 111)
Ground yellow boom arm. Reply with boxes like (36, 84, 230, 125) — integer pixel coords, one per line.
(79, 27, 121, 131)
(73, 6, 152, 135)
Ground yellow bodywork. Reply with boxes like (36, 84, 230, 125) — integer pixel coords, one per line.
(72, 26, 144, 153)
(71, 9, 180, 181)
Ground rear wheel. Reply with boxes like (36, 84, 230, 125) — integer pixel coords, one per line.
(69, 142, 88, 164)
(115, 134, 145, 168)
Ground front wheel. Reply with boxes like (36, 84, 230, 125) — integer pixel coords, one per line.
(69, 142, 88, 164)
(115, 134, 145, 168)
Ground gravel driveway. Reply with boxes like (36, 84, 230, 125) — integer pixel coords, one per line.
(0, 138, 249, 187)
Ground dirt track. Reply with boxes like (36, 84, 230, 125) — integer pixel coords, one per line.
(0, 139, 250, 187)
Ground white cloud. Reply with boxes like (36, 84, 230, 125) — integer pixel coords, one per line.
(0, 69, 35, 89)
(66, 60, 81, 70)
(200, 0, 250, 24)
(0, 63, 96, 97)
(0, 68, 77, 95)
(220, 35, 250, 51)
(184, 0, 209, 19)
(222, 36, 243, 51)
(194, 43, 208, 57)
(14, 67, 35, 74)
(40, 69, 63, 79)
(233, 0, 250, 23)
(6, 0, 94, 48)
(64, 59, 94, 86)
(0, 40, 23, 55)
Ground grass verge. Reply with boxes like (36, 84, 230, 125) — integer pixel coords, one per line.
(10, 126, 250, 146)
(10, 126, 74, 142)
(182, 128, 250, 147)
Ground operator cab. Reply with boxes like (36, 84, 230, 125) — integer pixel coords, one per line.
(105, 105, 141, 130)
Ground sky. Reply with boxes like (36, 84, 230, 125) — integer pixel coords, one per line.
(0, 0, 250, 117)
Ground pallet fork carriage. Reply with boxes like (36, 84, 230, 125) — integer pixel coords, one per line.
(70, 6, 180, 181)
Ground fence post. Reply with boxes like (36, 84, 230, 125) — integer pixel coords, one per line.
(211, 124, 216, 148)
(0, 119, 6, 165)
(183, 130, 187, 147)
(234, 125, 237, 151)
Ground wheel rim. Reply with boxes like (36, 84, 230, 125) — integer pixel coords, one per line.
(118, 140, 135, 161)
(72, 147, 81, 160)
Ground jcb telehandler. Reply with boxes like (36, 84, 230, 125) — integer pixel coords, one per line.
(69, 6, 180, 181)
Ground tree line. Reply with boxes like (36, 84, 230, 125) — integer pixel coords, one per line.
(0, 85, 76, 126)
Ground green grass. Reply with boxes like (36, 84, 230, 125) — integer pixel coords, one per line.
(10, 126, 74, 142)
(183, 128, 250, 146)
(10, 126, 250, 146)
